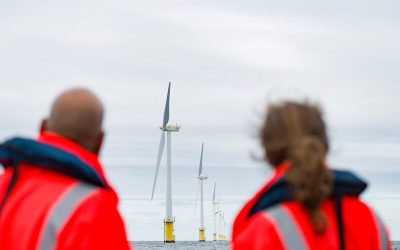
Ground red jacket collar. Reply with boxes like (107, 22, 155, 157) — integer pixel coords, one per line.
(37, 131, 109, 188)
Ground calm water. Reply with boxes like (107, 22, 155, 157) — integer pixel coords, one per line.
(131, 241, 399, 250)
(131, 241, 229, 250)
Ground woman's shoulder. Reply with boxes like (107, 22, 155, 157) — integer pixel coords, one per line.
(232, 208, 286, 250)
(341, 196, 384, 230)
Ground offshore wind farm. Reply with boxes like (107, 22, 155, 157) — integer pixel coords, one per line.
(104, 81, 399, 249)
(149, 83, 228, 245)
(123, 83, 399, 250)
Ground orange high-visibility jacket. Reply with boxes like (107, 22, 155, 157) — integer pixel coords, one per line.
(0, 132, 131, 250)
(231, 162, 391, 250)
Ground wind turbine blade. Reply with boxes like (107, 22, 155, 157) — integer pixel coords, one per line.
(198, 143, 204, 176)
(151, 131, 166, 200)
(194, 179, 200, 215)
(163, 82, 171, 127)
(213, 182, 216, 203)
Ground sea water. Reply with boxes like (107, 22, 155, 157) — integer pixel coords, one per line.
(131, 241, 399, 250)
(131, 241, 229, 250)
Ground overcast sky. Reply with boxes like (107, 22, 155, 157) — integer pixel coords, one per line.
(1, 0, 399, 241)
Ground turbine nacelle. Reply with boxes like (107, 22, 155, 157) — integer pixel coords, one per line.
(160, 124, 181, 132)
(196, 176, 208, 180)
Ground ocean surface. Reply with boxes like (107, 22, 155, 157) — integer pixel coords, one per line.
(131, 241, 229, 250)
(131, 241, 399, 249)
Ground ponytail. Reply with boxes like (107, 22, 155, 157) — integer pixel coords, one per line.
(260, 101, 332, 233)
(286, 136, 333, 234)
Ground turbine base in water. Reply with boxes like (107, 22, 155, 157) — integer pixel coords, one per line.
(164, 219, 175, 243)
(199, 228, 206, 242)
(213, 233, 217, 241)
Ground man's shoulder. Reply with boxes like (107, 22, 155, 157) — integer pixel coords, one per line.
(59, 182, 122, 238)
(78, 183, 118, 208)
(48, 181, 119, 237)
(14, 165, 117, 221)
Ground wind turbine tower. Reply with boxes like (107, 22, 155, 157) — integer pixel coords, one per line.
(212, 182, 217, 241)
(222, 213, 227, 241)
(219, 211, 225, 241)
(151, 82, 181, 243)
(216, 197, 226, 241)
(195, 143, 208, 242)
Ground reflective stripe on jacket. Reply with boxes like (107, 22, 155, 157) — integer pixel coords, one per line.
(0, 132, 131, 250)
(38, 182, 97, 250)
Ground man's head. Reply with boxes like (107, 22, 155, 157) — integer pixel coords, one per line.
(41, 88, 105, 154)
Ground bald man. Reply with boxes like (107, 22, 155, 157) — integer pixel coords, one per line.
(0, 88, 131, 250)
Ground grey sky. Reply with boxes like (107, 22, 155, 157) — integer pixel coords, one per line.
(1, 0, 399, 241)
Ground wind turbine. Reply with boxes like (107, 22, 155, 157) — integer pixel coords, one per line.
(151, 82, 180, 243)
(222, 213, 227, 241)
(195, 143, 207, 242)
(212, 182, 217, 241)
(219, 211, 225, 241)
(216, 195, 225, 241)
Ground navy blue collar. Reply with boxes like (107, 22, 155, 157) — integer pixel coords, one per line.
(0, 137, 106, 188)
(248, 169, 367, 218)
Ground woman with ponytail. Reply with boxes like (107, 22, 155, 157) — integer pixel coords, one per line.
(231, 101, 390, 250)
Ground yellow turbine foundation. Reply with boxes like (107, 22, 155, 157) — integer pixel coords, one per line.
(164, 219, 175, 243)
(199, 228, 205, 242)
(213, 233, 217, 241)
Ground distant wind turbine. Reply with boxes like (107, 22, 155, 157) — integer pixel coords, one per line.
(216, 195, 226, 241)
(195, 143, 208, 242)
(212, 182, 217, 241)
(150, 82, 180, 243)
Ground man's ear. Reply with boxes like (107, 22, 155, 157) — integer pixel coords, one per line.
(40, 119, 48, 133)
(93, 130, 104, 156)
